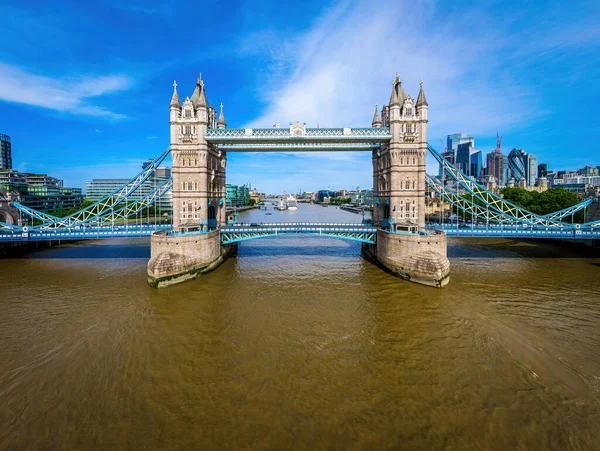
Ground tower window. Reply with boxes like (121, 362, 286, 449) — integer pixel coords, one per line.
(185, 109, 192, 118)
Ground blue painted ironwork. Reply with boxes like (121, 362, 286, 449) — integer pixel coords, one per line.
(427, 144, 597, 230)
(221, 223, 377, 244)
(426, 224, 600, 239)
(0, 224, 172, 242)
(217, 143, 382, 152)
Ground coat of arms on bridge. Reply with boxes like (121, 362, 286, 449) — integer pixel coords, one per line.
(289, 121, 306, 137)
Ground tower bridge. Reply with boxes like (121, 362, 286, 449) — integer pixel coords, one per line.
(2, 73, 600, 287)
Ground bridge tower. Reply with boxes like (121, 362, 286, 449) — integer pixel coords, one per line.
(365, 75, 449, 287)
(372, 75, 427, 229)
(169, 76, 226, 230)
(147, 76, 236, 288)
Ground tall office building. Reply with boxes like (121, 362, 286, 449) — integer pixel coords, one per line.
(527, 153, 538, 186)
(445, 133, 480, 179)
(456, 142, 483, 178)
(507, 148, 537, 186)
(0, 134, 12, 170)
(446, 133, 474, 157)
(507, 149, 527, 183)
(487, 151, 509, 186)
(538, 163, 548, 178)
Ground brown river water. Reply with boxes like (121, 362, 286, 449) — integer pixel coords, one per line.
(1, 204, 600, 450)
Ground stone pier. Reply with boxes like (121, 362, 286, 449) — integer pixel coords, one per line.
(362, 230, 450, 288)
(147, 230, 237, 288)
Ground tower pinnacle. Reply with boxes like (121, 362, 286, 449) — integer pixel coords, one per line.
(217, 102, 227, 129)
(372, 103, 382, 127)
(170, 80, 180, 107)
(416, 79, 428, 108)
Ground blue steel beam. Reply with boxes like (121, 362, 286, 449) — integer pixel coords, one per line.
(22, 147, 171, 231)
(428, 144, 582, 230)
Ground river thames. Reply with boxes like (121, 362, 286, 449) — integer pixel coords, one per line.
(1, 204, 600, 449)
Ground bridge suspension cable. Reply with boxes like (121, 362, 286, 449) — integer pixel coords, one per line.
(427, 144, 583, 230)
(14, 147, 171, 231)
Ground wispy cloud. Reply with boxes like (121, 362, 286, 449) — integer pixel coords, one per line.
(232, 0, 599, 190)
(0, 63, 132, 119)
(244, 0, 531, 135)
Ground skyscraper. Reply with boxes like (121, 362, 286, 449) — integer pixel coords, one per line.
(446, 133, 474, 157)
(487, 151, 509, 186)
(0, 134, 11, 170)
(527, 153, 538, 186)
(456, 142, 483, 178)
(538, 163, 548, 178)
(507, 148, 527, 183)
(507, 148, 537, 186)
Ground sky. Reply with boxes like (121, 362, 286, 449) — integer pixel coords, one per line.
(0, 0, 599, 194)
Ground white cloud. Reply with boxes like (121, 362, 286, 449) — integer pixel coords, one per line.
(0, 63, 132, 119)
(235, 0, 599, 190)
(245, 0, 534, 136)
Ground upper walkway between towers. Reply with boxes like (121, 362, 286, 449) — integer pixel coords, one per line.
(204, 125, 392, 152)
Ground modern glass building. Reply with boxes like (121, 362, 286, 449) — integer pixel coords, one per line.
(85, 166, 172, 212)
(226, 184, 250, 207)
(0, 169, 83, 212)
(0, 134, 12, 170)
(455, 143, 482, 178)
(507, 149, 527, 183)
(538, 163, 548, 178)
(507, 148, 538, 186)
(445, 133, 473, 178)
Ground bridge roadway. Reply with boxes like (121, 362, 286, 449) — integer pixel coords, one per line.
(1, 222, 599, 243)
(427, 224, 600, 239)
(0, 224, 171, 242)
(220, 222, 378, 244)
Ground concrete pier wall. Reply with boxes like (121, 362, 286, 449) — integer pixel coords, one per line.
(147, 230, 236, 288)
(363, 230, 450, 288)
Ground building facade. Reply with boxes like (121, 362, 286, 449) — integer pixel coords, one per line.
(0, 134, 11, 170)
(372, 76, 428, 228)
(487, 151, 509, 186)
(0, 169, 83, 212)
(85, 164, 172, 212)
(226, 184, 250, 207)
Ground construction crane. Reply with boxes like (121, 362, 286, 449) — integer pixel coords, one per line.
(495, 131, 502, 154)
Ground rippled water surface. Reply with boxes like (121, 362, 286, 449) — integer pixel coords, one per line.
(1, 205, 600, 450)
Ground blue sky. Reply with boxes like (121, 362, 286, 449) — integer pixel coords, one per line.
(0, 0, 598, 194)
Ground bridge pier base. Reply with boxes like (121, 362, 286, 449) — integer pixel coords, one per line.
(362, 230, 450, 288)
(147, 230, 237, 288)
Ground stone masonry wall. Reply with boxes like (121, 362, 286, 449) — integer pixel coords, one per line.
(363, 230, 450, 288)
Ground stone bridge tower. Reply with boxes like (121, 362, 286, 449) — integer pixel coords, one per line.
(169, 75, 227, 231)
(365, 75, 449, 287)
(148, 76, 236, 288)
(372, 74, 428, 230)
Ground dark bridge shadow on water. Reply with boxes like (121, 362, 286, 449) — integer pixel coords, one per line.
(238, 243, 362, 258)
(5, 242, 151, 259)
(448, 238, 600, 259)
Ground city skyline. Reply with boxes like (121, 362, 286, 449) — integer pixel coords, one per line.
(0, 0, 598, 194)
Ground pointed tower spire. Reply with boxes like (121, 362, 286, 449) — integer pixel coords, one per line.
(416, 79, 428, 108)
(372, 103, 382, 128)
(217, 102, 227, 129)
(191, 72, 208, 108)
(170, 80, 180, 107)
(389, 74, 400, 106)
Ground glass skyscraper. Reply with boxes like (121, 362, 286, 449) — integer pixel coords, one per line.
(0, 134, 12, 170)
(507, 148, 538, 186)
